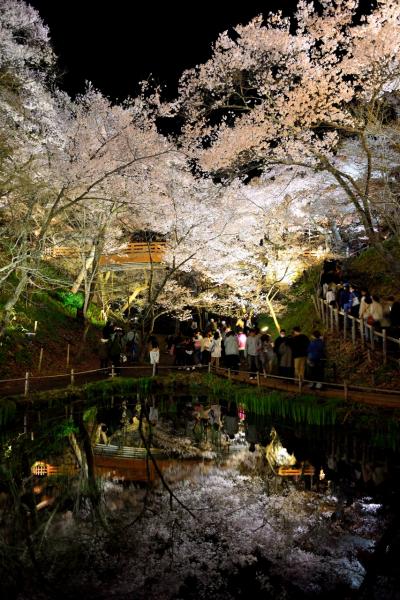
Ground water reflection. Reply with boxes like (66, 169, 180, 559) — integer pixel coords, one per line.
(2, 392, 400, 599)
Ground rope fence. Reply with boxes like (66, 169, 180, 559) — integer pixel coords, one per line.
(1, 354, 400, 405)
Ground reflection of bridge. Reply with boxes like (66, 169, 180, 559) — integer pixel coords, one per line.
(99, 242, 166, 270)
(45, 242, 166, 270)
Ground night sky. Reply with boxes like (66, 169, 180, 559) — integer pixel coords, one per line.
(28, 0, 299, 101)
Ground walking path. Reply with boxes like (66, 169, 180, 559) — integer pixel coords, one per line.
(1, 363, 400, 409)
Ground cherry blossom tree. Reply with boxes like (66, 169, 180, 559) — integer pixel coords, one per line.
(173, 0, 400, 245)
(0, 78, 176, 334)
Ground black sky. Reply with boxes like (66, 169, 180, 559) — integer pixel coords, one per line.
(28, 0, 299, 101)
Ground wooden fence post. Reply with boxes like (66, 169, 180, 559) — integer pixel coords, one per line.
(70, 368, 75, 386)
(334, 308, 339, 332)
(111, 364, 115, 378)
(228, 368, 231, 380)
(359, 318, 365, 347)
(66, 343, 70, 368)
(329, 305, 334, 332)
(351, 319, 356, 346)
(24, 372, 29, 397)
(370, 326, 375, 350)
(383, 329, 387, 364)
(208, 363, 211, 374)
(312, 295, 319, 317)
(38, 347, 43, 372)
(256, 372, 260, 387)
(152, 363, 156, 377)
(343, 312, 347, 340)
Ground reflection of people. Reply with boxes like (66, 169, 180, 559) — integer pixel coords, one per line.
(223, 401, 239, 439)
(245, 413, 258, 452)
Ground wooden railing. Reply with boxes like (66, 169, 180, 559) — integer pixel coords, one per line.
(44, 242, 166, 265)
(314, 296, 400, 363)
(99, 242, 166, 266)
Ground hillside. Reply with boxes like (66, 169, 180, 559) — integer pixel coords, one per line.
(1, 240, 400, 389)
(0, 289, 102, 380)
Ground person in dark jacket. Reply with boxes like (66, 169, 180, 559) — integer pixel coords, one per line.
(290, 326, 310, 381)
(102, 320, 114, 340)
(307, 331, 325, 389)
(109, 328, 124, 374)
(98, 338, 109, 370)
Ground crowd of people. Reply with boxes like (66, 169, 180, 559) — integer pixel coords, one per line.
(320, 259, 400, 338)
(96, 317, 326, 386)
(98, 320, 147, 375)
(166, 318, 325, 388)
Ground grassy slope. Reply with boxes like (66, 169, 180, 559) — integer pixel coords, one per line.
(0, 289, 102, 378)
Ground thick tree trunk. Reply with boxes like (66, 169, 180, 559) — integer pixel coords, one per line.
(0, 272, 28, 338)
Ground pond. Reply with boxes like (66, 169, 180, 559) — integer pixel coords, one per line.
(2, 388, 400, 599)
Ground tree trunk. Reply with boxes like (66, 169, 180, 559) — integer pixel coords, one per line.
(0, 272, 28, 338)
(71, 244, 97, 294)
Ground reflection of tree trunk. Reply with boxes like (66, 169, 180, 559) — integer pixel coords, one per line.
(68, 431, 85, 473)
(77, 417, 105, 523)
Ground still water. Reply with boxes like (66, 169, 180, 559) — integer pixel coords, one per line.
(2, 392, 400, 599)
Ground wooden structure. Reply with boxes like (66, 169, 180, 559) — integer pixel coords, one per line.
(44, 242, 166, 270)
(277, 465, 315, 477)
(93, 444, 170, 481)
(31, 446, 171, 483)
(99, 242, 166, 269)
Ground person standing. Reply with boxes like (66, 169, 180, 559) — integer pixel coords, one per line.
(109, 327, 124, 375)
(98, 338, 109, 371)
(237, 329, 247, 364)
(202, 331, 212, 365)
(210, 331, 222, 369)
(224, 330, 239, 373)
(245, 329, 259, 379)
(260, 334, 274, 375)
(277, 335, 293, 378)
(290, 326, 310, 382)
(193, 330, 203, 366)
(274, 329, 287, 374)
(307, 331, 325, 389)
(149, 336, 160, 375)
